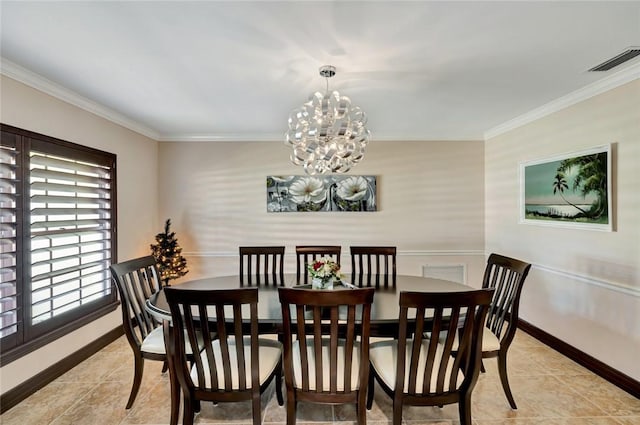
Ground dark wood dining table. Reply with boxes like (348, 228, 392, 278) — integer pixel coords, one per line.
(146, 274, 474, 337)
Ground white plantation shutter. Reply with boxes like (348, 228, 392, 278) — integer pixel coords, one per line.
(29, 151, 113, 324)
(1, 124, 117, 361)
(0, 139, 19, 341)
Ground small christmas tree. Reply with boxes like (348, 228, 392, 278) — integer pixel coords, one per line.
(150, 219, 188, 286)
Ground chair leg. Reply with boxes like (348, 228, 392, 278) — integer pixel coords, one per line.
(126, 354, 144, 409)
(169, 369, 180, 425)
(458, 392, 472, 425)
(366, 373, 375, 410)
(392, 396, 403, 425)
(286, 389, 297, 425)
(480, 359, 486, 373)
(162, 360, 169, 373)
(498, 353, 517, 409)
(275, 362, 284, 406)
(169, 371, 180, 425)
(357, 389, 367, 425)
(252, 390, 261, 425)
(183, 394, 195, 425)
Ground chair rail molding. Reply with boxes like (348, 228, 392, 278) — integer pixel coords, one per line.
(183, 251, 636, 296)
(532, 263, 640, 297)
(183, 249, 485, 258)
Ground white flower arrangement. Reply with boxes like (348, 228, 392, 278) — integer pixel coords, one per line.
(307, 257, 342, 282)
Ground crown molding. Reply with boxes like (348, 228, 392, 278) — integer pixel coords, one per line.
(157, 133, 483, 143)
(484, 61, 640, 140)
(0, 58, 160, 140)
(157, 134, 284, 142)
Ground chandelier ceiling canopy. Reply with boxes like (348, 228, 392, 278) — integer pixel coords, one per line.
(285, 65, 371, 175)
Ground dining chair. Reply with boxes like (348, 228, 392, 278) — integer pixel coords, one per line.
(366, 289, 494, 425)
(295, 245, 342, 284)
(109, 256, 172, 411)
(480, 253, 532, 409)
(278, 286, 375, 425)
(350, 246, 397, 287)
(163, 287, 284, 425)
(239, 246, 285, 285)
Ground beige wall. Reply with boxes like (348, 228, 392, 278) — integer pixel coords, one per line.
(157, 140, 486, 283)
(485, 80, 640, 380)
(0, 76, 160, 393)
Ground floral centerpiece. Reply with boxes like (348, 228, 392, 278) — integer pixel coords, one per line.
(308, 257, 343, 289)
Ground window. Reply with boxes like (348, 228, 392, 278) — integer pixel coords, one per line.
(0, 124, 118, 364)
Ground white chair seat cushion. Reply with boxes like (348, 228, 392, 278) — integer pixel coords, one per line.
(190, 337, 282, 389)
(142, 326, 202, 355)
(370, 336, 394, 344)
(482, 328, 502, 351)
(430, 325, 506, 353)
(141, 326, 167, 354)
(292, 338, 361, 391)
(369, 339, 464, 394)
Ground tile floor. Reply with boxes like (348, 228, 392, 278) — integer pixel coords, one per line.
(2, 331, 639, 425)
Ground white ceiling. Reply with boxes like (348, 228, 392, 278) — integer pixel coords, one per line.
(1, 1, 639, 142)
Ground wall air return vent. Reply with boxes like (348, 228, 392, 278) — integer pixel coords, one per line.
(588, 47, 640, 72)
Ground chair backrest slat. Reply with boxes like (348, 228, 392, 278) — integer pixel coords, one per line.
(164, 286, 283, 425)
(279, 287, 374, 397)
(343, 305, 356, 392)
(295, 245, 341, 284)
(312, 306, 324, 391)
(110, 256, 162, 348)
(482, 253, 531, 345)
(350, 246, 397, 287)
(239, 246, 285, 285)
(164, 287, 260, 393)
(396, 290, 493, 396)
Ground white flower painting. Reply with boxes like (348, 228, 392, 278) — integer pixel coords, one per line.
(267, 175, 376, 212)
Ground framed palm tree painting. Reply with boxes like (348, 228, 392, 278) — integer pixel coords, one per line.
(520, 144, 612, 231)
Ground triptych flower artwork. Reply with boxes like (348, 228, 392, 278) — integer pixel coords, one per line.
(266, 175, 377, 212)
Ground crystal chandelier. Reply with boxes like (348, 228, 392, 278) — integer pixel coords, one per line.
(285, 65, 371, 175)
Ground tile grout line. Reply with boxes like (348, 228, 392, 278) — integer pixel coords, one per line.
(48, 380, 103, 425)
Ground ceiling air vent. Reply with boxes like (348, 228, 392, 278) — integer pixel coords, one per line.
(588, 47, 640, 72)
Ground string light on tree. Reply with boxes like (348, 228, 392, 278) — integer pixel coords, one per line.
(150, 219, 188, 286)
